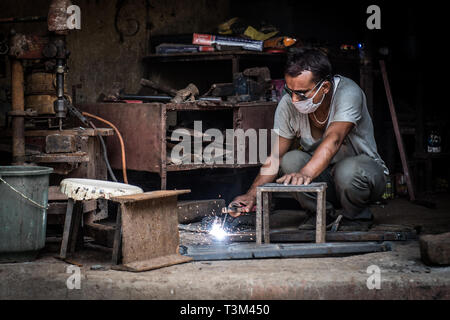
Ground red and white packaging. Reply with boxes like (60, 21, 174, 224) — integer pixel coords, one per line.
(193, 33, 216, 46)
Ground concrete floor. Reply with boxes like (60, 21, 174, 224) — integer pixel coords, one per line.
(1, 195, 450, 300)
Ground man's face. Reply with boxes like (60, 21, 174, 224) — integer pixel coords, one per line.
(285, 71, 329, 104)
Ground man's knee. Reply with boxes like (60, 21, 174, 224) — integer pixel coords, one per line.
(281, 150, 311, 174)
(333, 156, 364, 188)
(333, 155, 386, 197)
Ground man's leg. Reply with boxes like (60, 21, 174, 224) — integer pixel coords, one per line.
(280, 150, 339, 228)
(333, 154, 387, 225)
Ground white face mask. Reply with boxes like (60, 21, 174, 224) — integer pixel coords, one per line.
(292, 81, 325, 114)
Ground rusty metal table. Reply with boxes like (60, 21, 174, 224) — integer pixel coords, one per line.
(256, 182, 327, 245)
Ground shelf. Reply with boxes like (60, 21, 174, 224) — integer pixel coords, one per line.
(143, 51, 287, 62)
(167, 163, 260, 171)
(165, 100, 277, 111)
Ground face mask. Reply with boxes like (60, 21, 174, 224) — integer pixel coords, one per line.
(292, 82, 325, 114)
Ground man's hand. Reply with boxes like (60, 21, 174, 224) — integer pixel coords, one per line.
(276, 172, 313, 185)
(228, 193, 256, 217)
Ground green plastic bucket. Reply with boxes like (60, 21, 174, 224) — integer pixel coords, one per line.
(0, 166, 53, 263)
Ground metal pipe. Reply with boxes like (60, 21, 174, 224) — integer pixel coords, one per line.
(11, 59, 25, 164)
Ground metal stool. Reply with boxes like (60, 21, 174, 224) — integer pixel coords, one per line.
(256, 182, 328, 244)
(59, 178, 143, 260)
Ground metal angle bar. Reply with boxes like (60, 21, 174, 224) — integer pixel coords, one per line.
(183, 242, 391, 261)
(226, 230, 417, 242)
(256, 188, 263, 245)
(258, 182, 327, 193)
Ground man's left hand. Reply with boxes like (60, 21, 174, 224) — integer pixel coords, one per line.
(276, 172, 313, 185)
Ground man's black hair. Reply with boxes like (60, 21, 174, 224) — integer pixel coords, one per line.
(284, 48, 333, 84)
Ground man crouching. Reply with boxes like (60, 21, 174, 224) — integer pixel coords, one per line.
(230, 48, 389, 231)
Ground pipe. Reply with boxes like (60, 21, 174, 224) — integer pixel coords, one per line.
(11, 59, 25, 164)
(81, 112, 128, 184)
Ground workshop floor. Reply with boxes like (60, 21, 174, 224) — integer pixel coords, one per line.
(1, 195, 450, 300)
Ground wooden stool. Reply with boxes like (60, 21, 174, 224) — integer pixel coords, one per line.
(59, 178, 143, 260)
(256, 182, 327, 244)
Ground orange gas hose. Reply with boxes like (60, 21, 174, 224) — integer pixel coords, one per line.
(82, 112, 128, 184)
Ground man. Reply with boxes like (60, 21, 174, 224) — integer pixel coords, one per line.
(230, 48, 388, 231)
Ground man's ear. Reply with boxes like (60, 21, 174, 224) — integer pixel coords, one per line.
(323, 80, 332, 94)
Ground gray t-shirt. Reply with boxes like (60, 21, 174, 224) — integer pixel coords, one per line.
(274, 75, 389, 175)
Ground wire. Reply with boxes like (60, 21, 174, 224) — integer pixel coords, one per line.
(88, 120, 118, 182)
(82, 112, 128, 184)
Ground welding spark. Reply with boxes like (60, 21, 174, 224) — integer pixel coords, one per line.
(209, 223, 228, 240)
(209, 216, 228, 240)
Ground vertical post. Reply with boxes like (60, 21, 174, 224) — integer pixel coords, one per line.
(11, 59, 25, 165)
(69, 201, 83, 254)
(315, 188, 326, 243)
(256, 188, 262, 245)
(263, 192, 270, 243)
(160, 104, 167, 190)
(380, 60, 416, 201)
(231, 56, 239, 75)
(60, 198, 75, 259)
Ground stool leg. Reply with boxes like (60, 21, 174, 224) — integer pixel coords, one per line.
(70, 201, 83, 254)
(112, 205, 122, 264)
(263, 192, 270, 244)
(60, 198, 75, 259)
(316, 189, 326, 243)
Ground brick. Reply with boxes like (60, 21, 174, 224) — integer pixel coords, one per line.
(420, 232, 450, 265)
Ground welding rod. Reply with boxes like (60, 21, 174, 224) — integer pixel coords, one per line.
(221, 213, 228, 229)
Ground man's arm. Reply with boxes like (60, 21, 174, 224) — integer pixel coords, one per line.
(276, 121, 354, 185)
(229, 135, 292, 216)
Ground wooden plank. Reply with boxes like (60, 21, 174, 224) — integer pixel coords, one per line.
(48, 186, 67, 201)
(47, 200, 97, 214)
(59, 199, 74, 259)
(30, 152, 89, 163)
(113, 254, 192, 272)
(111, 190, 190, 203)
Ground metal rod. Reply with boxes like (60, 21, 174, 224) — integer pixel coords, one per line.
(380, 60, 416, 201)
(316, 189, 326, 243)
(256, 189, 262, 245)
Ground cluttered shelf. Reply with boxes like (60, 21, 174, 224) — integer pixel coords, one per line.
(166, 163, 260, 172)
(164, 100, 277, 111)
(143, 50, 286, 61)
